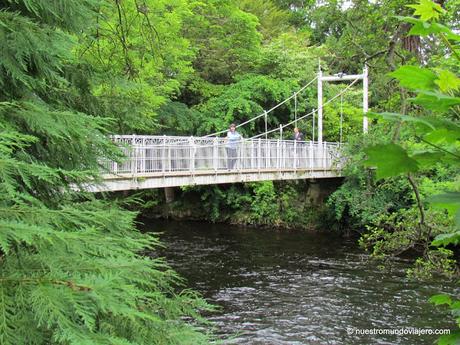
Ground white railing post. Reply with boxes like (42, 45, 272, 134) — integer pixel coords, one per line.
(238, 142, 243, 170)
(312, 108, 315, 142)
(309, 140, 313, 170)
(294, 140, 297, 170)
(282, 141, 285, 169)
(258, 138, 261, 171)
(213, 137, 218, 171)
(162, 135, 166, 173)
(264, 110, 268, 141)
(141, 137, 146, 174)
(167, 138, 172, 172)
(277, 138, 280, 170)
(278, 125, 283, 170)
(251, 140, 255, 169)
(266, 139, 270, 169)
(190, 136, 195, 172)
(323, 142, 326, 169)
(131, 134, 136, 176)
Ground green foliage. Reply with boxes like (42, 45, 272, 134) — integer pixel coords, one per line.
(359, 206, 453, 269)
(79, 0, 194, 133)
(429, 294, 460, 345)
(257, 31, 321, 81)
(327, 127, 414, 230)
(0, 1, 213, 344)
(322, 99, 363, 142)
(362, 9, 460, 240)
(349, 2, 460, 343)
(184, 0, 262, 85)
(238, 0, 292, 40)
(364, 143, 419, 179)
(388, 66, 438, 91)
(407, 0, 445, 21)
(408, 248, 458, 279)
(156, 101, 202, 136)
(195, 75, 298, 135)
(155, 181, 323, 229)
(247, 181, 279, 225)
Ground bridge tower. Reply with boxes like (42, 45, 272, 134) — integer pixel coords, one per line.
(317, 65, 369, 145)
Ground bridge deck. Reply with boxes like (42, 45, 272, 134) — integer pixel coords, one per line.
(89, 136, 343, 191)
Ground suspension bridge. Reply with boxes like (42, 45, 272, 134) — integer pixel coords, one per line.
(87, 66, 369, 192)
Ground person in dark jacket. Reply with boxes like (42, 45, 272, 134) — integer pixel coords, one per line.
(292, 127, 304, 141)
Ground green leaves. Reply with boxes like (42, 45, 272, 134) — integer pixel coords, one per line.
(347, 4, 460, 343)
(424, 128, 460, 145)
(397, 16, 460, 41)
(389, 66, 460, 112)
(407, 0, 445, 21)
(432, 231, 460, 246)
(369, 60, 460, 181)
(430, 294, 452, 306)
(411, 91, 460, 112)
(429, 192, 460, 212)
(388, 66, 437, 91)
(368, 112, 435, 130)
(429, 294, 460, 344)
(436, 70, 460, 93)
(429, 193, 460, 247)
(364, 144, 419, 179)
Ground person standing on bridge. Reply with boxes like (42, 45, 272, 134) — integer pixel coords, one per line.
(292, 127, 305, 169)
(292, 127, 304, 142)
(226, 123, 242, 170)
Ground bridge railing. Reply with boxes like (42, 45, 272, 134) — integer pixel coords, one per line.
(101, 135, 341, 175)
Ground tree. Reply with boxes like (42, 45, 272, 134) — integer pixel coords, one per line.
(350, 1, 460, 342)
(238, 0, 292, 41)
(0, 1, 211, 344)
(79, 0, 195, 133)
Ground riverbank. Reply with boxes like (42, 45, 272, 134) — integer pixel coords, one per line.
(135, 180, 343, 231)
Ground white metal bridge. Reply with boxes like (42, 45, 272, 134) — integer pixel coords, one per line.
(87, 66, 368, 192)
(88, 135, 342, 192)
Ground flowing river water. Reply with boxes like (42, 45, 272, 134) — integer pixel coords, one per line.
(144, 219, 456, 345)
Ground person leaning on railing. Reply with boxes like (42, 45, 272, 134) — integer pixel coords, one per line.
(226, 123, 242, 170)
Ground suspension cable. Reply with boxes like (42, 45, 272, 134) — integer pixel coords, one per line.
(249, 76, 360, 140)
(203, 76, 318, 137)
(294, 92, 297, 127)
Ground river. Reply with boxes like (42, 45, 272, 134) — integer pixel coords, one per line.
(144, 219, 455, 345)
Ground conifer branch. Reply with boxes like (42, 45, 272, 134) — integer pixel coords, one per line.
(0, 278, 91, 292)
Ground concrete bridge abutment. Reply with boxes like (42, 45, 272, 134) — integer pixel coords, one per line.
(164, 187, 175, 203)
(306, 177, 343, 204)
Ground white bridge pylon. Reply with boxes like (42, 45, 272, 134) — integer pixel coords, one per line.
(317, 65, 369, 144)
(203, 65, 369, 145)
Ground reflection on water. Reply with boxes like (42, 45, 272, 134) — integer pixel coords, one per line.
(144, 219, 456, 345)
